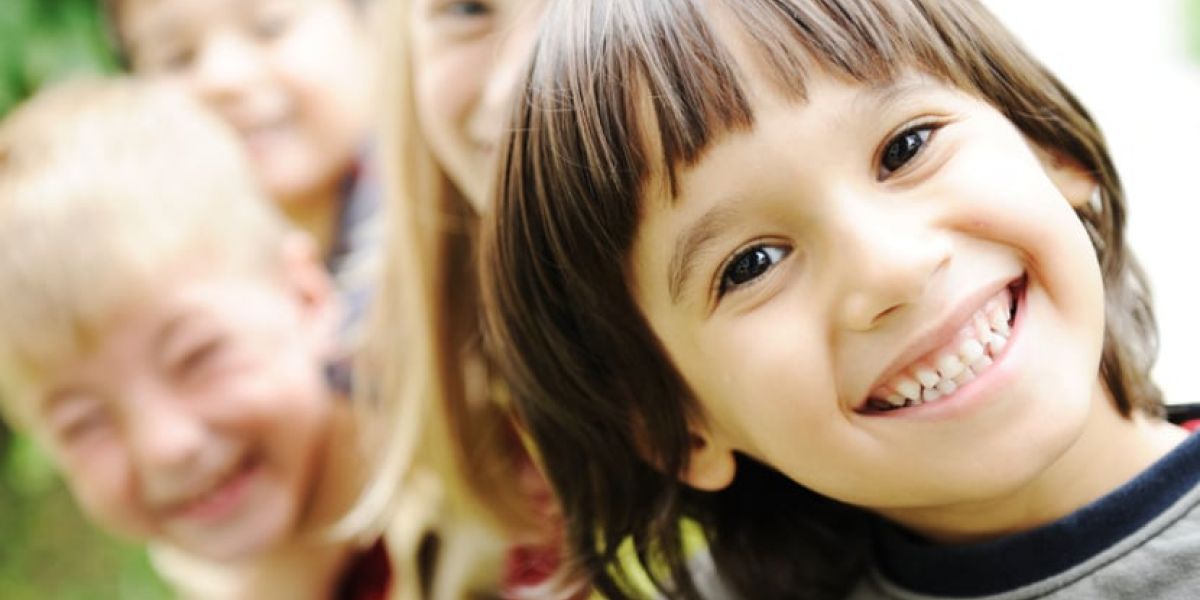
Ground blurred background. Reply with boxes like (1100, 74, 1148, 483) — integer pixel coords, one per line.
(1, 0, 1198, 597)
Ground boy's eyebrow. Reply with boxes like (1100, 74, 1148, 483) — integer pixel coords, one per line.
(856, 76, 942, 115)
(668, 202, 741, 304)
(665, 77, 939, 305)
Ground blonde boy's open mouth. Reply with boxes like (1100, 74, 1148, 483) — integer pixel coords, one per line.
(859, 275, 1027, 415)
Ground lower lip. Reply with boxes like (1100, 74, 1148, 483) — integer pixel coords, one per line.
(866, 279, 1028, 421)
(173, 458, 261, 524)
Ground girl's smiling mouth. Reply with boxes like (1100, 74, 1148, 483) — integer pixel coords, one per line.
(859, 275, 1027, 415)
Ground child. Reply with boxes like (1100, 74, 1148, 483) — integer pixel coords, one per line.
(353, 0, 578, 596)
(103, 0, 379, 319)
(0, 78, 387, 599)
(481, 0, 1198, 598)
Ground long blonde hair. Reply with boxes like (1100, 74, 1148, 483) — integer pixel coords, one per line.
(344, 0, 546, 594)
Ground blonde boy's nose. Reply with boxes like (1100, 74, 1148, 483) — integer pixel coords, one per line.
(126, 389, 206, 477)
(832, 207, 950, 331)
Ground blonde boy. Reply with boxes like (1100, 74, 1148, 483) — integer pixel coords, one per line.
(0, 78, 373, 599)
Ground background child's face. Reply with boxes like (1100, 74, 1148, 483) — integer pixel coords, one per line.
(410, 0, 546, 210)
(120, 0, 372, 204)
(26, 260, 336, 561)
(629, 72, 1107, 529)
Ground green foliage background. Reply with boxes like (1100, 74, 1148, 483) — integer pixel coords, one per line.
(1, 1, 168, 597)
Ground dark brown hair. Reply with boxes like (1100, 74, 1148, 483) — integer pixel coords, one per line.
(482, 1, 1160, 597)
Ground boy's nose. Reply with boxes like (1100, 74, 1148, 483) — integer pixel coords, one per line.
(191, 32, 262, 103)
(125, 386, 207, 486)
(831, 200, 950, 331)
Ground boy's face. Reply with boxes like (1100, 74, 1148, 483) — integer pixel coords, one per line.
(410, 0, 547, 211)
(120, 0, 372, 204)
(629, 71, 1107, 535)
(25, 257, 336, 561)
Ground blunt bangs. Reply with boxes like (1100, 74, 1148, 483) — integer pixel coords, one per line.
(520, 0, 1052, 222)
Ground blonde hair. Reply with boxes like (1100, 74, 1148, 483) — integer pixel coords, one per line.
(341, 0, 551, 595)
(0, 76, 288, 424)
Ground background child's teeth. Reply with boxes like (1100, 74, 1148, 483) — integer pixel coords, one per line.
(987, 332, 1007, 355)
(923, 388, 942, 402)
(960, 339, 984, 363)
(971, 355, 993, 370)
(915, 368, 940, 388)
(896, 378, 921, 400)
(937, 354, 965, 379)
(886, 393, 906, 407)
(953, 370, 975, 386)
(936, 380, 957, 395)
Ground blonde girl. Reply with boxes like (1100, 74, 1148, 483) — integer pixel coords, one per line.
(353, 0, 567, 597)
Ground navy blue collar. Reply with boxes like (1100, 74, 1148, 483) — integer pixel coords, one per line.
(872, 432, 1200, 597)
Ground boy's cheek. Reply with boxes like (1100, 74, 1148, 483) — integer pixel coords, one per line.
(61, 451, 159, 540)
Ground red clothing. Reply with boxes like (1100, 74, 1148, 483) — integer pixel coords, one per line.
(335, 539, 392, 600)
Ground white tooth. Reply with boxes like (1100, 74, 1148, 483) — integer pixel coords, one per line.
(959, 339, 985, 363)
(953, 370, 976, 386)
(970, 355, 993, 371)
(936, 354, 965, 379)
(974, 313, 991, 340)
(886, 393, 907, 407)
(936, 380, 957, 395)
(987, 332, 1007, 356)
(915, 368, 940, 388)
(896, 378, 921, 401)
(923, 388, 942, 402)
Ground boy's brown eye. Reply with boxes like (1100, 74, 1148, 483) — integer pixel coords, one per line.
(719, 244, 789, 297)
(174, 338, 227, 380)
(441, 1, 491, 17)
(879, 125, 934, 178)
(251, 13, 293, 39)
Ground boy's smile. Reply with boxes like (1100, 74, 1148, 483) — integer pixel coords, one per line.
(160, 450, 261, 525)
(860, 275, 1023, 416)
(627, 67, 1147, 540)
(30, 265, 336, 561)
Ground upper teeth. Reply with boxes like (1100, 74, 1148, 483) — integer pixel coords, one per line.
(872, 287, 1013, 410)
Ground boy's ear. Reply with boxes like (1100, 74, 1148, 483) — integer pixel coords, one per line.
(278, 232, 338, 340)
(680, 415, 737, 491)
(1032, 145, 1098, 209)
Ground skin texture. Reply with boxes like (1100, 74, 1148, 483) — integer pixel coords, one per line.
(410, 0, 547, 210)
(27, 239, 338, 562)
(119, 0, 372, 215)
(630, 69, 1187, 544)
